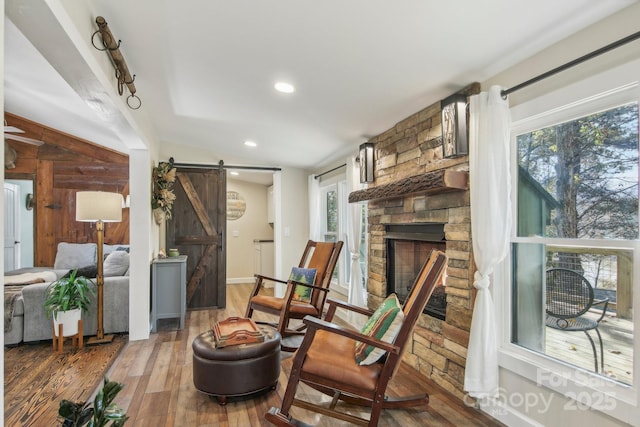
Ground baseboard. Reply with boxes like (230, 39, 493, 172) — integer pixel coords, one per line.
(226, 277, 255, 284)
(227, 277, 275, 288)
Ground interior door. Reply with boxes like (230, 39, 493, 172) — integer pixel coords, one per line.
(3, 183, 21, 271)
(167, 165, 226, 309)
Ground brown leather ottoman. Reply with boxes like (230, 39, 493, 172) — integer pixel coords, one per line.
(192, 325, 281, 405)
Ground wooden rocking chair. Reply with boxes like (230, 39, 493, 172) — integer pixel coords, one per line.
(245, 240, 343, 351)
(265, 250, 448, 427)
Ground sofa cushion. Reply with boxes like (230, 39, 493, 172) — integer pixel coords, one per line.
(103, 251, 130, 277)
(54, 243, 97, 270)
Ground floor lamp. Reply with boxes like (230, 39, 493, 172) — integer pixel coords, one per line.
(76, 191, 123, 345)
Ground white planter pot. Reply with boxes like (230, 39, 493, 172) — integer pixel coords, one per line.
(53, 308, 82, 337)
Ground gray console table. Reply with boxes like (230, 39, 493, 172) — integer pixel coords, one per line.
(151, 255, 187, 332)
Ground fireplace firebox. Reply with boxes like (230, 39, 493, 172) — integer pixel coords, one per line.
(386, 224, 447, 320)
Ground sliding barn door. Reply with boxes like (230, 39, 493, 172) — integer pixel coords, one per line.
(167, 166, 226, 309)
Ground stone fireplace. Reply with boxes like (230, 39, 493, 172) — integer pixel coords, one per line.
(349, 86, 478, 399)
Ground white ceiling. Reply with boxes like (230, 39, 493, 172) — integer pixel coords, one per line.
(4, 0, 637, 185)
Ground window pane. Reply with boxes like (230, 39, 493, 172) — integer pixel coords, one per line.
(326, 190, 337, 233)
(512, 243, 633, 385)
(516, 103, 639, 240)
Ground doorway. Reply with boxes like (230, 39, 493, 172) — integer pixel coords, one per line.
(3, 180, 34, 271)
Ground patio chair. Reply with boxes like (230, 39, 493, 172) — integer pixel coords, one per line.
(265, 250, 447, 427)
(546, 268, 609, 373)
(245, 240, 343, 351)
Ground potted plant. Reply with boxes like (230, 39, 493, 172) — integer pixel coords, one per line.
(44, 269, 96, 338)
(58, 376, 128, 426)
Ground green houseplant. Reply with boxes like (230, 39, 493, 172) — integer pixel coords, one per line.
(58, 376, 128, 426)
(44, 269, 96, 337)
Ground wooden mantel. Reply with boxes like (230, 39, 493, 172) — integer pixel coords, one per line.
(348, 169, 468, 203)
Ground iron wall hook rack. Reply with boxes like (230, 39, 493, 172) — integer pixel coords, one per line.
(91, 16, 141, 110)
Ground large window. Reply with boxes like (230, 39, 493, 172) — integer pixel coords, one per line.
(507, 64, 640, 422)
(512, 100, 638, 386)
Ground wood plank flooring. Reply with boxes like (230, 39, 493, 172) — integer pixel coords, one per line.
(4, 335, 127, 426)
(104, 283, 504, 427)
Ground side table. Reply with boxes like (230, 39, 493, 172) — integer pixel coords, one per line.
(151, 255, 187, 332)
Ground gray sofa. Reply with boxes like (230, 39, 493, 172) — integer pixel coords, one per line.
(4, 243, 130, 345)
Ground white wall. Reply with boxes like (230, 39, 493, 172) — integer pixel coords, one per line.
(226, 179, 274, 282)
(2, 3, 6, 414)
(274, 167, 310, 297)
(484, 3, 640, 108)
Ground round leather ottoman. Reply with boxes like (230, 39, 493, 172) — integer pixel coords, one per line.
(192, 325, 281, 405)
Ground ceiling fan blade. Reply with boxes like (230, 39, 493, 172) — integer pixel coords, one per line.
(4, 126, 25, 133)
(5, 134, 44, 146)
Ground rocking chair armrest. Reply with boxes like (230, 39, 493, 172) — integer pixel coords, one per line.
(287, 280, 330, 294)
(254, 274, 288, 285)
(248, 274, 288, 299)
(326, 298, 374, 317)
(302, 315, 400, 355)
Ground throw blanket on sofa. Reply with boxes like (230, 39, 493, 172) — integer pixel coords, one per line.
(4, 270, 58, 332)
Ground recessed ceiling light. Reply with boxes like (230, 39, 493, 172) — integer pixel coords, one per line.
(274, 81, 295, 94)
(244, 140, 257, 147)
(230, 171, 239, 176)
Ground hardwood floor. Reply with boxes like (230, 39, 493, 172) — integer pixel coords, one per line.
(104, 283, 504, 427)
(4, 335, 127, 426)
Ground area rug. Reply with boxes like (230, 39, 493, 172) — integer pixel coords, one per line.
(4, 334, 128, 426)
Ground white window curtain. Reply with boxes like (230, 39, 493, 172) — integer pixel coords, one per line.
(464, 85, 511, 398)
(308, 174, 322, 241)
(346, 156, 366, 307)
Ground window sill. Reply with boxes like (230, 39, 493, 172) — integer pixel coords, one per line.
(497, 344, 638, 425)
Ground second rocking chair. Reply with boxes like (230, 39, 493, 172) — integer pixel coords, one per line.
(245, 240, 343, 351)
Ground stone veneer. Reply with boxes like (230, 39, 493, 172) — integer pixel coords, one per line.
(364, 100, 474, 400)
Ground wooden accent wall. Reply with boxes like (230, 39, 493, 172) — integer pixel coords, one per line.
(4, 113, 129, 266)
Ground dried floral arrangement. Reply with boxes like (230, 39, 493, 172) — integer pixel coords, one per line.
(152, 159, 177, 219)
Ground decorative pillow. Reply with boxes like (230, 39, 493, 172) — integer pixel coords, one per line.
(288, 267, 317, 303)
(54, 243, 97, 270)
(355, 293, 404, 365)
(103, 250, 130, 277)
(103, 244, 130, 260)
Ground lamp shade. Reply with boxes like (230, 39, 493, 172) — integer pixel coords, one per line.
(76, 191, 123, 222)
